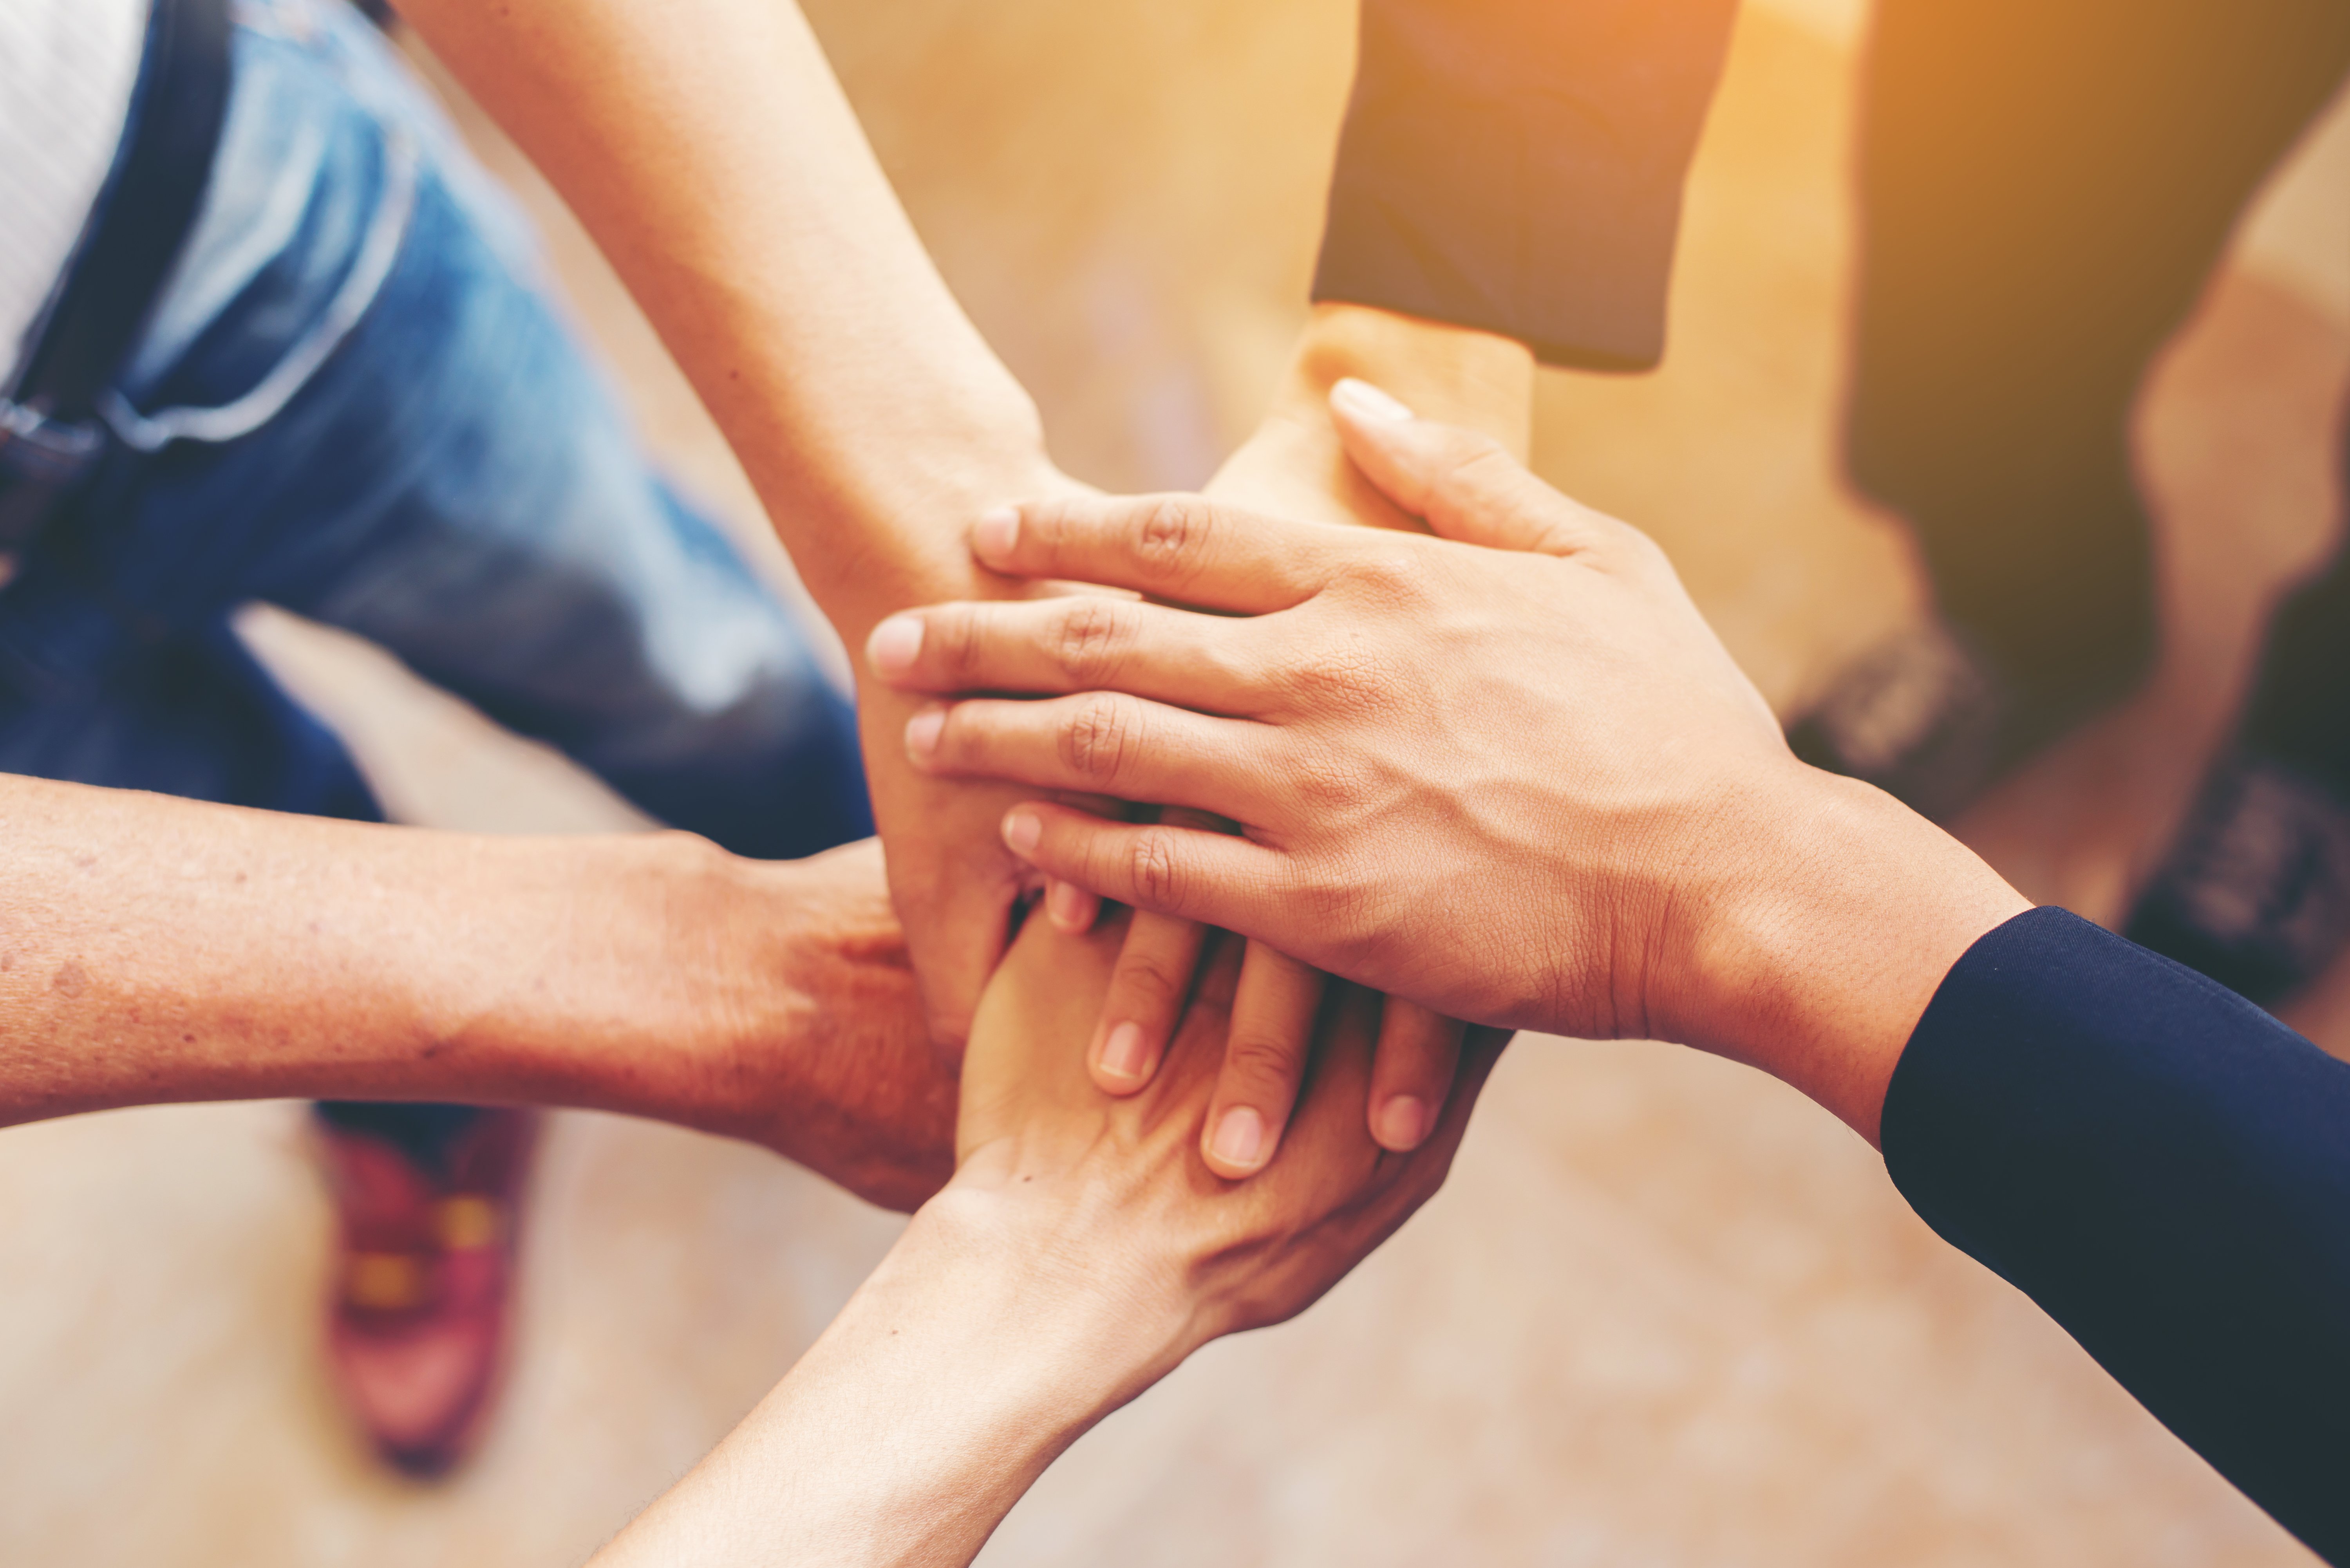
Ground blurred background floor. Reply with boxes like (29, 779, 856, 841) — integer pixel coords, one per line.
(2, 0, 2344, 1562)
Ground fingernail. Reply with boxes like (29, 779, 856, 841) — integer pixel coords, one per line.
(866, 614, 924, 676)
(904, 705, 946, 761)
(1045, 880, 1092, 933)
(1374, 1094, 1430, 1151)
(1209, 1105, 1267, 1171)
(1331, 377, 1415, 424)
(1001, 807, 1042, 856)
(973, 506, 1020, 564)
(1097, 1021, 1150, 1085)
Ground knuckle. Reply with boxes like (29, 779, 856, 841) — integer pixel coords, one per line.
(1127, 828, 1185, 909)
(1340, 545, 1432, 614)
(935, 605, 984, 678)
(1135, 497, 1217, 583)
(1114, 948, 1191, 1012)
(1290, 747, 1365, 811)
(1285, 643, 1387, 716)
(1221, 1030, 1309, 1099)
(1059, 694, 1143, 785)
(1426, 439, 1521, 519)
(1049, 598, 1133, 686)
(1303, 846, 1386, 945)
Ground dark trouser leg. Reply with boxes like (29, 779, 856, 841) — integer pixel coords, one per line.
(0, 614, 379, 823)
(2125, 411, 2350, 999)
(2243, 432, 2350, 788)
(1828, 0, 2350, 812)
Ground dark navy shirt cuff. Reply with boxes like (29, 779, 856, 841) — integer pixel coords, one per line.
(1882, 907, 2350, 1561)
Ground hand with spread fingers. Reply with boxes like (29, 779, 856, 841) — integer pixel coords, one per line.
(871, 380, 2026, 1142)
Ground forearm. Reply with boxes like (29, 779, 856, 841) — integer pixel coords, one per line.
(394, 0, 1060, 639)
(0, 776, 763, 1128)
(593, 1194, 1146, 1568)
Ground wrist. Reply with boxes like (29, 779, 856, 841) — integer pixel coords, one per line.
(1277, 302, 1534, 456)
(762, 1179, 1176, 1493)
(1660, 766, 2032, 1145)
(593, 1112, 1155, 1568)
(1214, 303, 1533, 531)
(897, 1162, 1196, 1414)
(474, 834, 794, 1116)
(749, 409, 1084, 645)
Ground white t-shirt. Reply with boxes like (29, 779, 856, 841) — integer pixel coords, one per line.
(0, 0, 148, 392)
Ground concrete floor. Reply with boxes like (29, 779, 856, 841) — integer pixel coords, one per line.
(2, 1, 2345, 1563)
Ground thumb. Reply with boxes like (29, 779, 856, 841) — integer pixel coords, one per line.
(1329, 378, 1605, 557)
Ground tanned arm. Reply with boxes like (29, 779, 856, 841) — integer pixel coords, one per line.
(0, 775, 951, 1210)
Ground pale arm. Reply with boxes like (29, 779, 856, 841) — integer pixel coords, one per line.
(592, 909, 1506, 1567)
(389, 0, 1058, 632)
(0, 776, 953, 1209)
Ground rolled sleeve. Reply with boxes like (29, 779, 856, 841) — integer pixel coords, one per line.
(1311, 0, 1739, 370)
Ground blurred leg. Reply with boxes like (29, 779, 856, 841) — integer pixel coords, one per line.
(309, 1097, 538, 1478)
(80, 1, 871, 862)
(0, 614, 377, 821)
(1800, 0, 2350, 818)
(2125, 417, 2350, 1000)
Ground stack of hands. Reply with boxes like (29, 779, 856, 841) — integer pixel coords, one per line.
(585, 379, 2022, 1565)
(0, 1, 2032, 1553)
(0, 193, 2025, 1568)
(12, 1, 2337, 1557)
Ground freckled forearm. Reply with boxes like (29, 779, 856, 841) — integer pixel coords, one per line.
(0, 775, 714, 1127)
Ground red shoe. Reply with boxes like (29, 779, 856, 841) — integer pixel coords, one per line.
(313, 1107, 539, 1478)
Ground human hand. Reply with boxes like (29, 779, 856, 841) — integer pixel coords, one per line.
(881, 306, 1531, 1176)
(589, 900, 1504, 1568)
(640, 836, 957, 1212)
(945, 907, 1509, 1400)
(873, 386, 2027, 1141)
(852, 466, 1110, 1063)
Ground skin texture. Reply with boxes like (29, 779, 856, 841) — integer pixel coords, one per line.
(917, 302, 1537, 1175)
(590, 908, 1506, 1568)
(0, 778, 953, 1211)
(876, 389, 2033, 1144)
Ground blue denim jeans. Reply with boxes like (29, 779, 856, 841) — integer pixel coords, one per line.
(1, 0, 868, 856)
(5, 0, 870, 1149)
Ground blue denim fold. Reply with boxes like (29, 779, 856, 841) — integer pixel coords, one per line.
(0, 0, 871, 862)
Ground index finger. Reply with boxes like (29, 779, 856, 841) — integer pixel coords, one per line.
(973, 495, 1373, 614)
